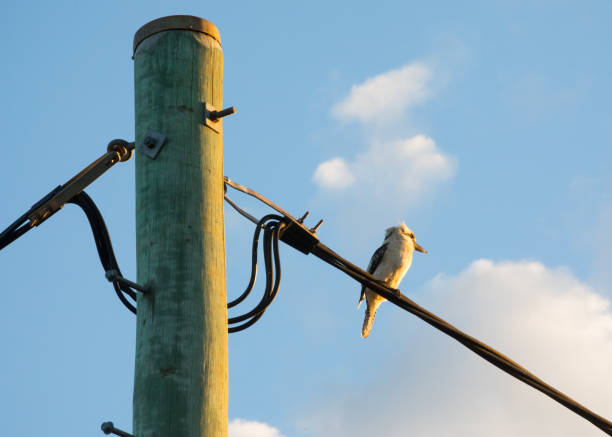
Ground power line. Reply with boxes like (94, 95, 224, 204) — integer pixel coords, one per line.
(224, 177, 612, 436)
(0, 140, 145, 313)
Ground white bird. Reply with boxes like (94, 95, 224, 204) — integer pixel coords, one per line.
(358, 222, 427, 338)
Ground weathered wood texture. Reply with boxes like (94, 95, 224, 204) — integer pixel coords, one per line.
(133, 25, 227, 437)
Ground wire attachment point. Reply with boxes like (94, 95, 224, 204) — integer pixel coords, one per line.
(278, 219, 319, 255)
(105, 269, 148, 294)
(107, 139, 135, 162)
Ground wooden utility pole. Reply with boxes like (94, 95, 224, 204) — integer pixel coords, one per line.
(132, 15, 228, 437)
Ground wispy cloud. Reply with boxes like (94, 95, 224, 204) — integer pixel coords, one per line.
(312, 157, 355, 190)
(229, 419, 285, 437)
(299, 259, 612, 436)
(314, 60, 455, 214)
(331, 62, 431, 124)
(313, 135, 455, 205)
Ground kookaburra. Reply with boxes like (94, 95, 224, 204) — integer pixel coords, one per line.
(358, 223, 426, 338)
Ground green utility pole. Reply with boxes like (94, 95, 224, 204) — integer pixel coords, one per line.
(132, 15, 228, 437)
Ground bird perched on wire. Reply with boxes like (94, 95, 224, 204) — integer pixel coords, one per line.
(358, 222, 427, 338)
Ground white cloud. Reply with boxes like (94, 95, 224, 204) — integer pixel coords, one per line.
(229, 419, 285, 437)
(312, 157, 355, 190)
(299, 259, 612, 436)
(313, 135, 455, 204)
(331, 62, 431, 124)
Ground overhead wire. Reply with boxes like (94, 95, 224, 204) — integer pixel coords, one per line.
(0, 185, 63, 251)
(311, 242, 612, 435)
(223, 176, 612, 437)
(0, 140, 142, 314)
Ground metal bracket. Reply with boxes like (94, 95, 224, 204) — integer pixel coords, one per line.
(101, 421, 134, 437)
(202, 102, 236, 133)
(278, 213, 322, 255)
(137, 130, 167, 159)
(22, 139, 135, 228)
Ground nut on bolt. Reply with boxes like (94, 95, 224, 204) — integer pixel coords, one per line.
(209, 106, 236, 121)
(100, 421, 135, 437)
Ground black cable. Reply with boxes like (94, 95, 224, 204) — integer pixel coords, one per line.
(310, 242, 612, 436)
(0, 185, 63, 251)
(223, 176, 612, 436)
(0, 221, 33, 251)
(68, 192, 137, 314)
(227, 215, 275, 308)
(230, 222, 282, 333)
(228, 217, 284, 333)
(228, 220, 279, 331)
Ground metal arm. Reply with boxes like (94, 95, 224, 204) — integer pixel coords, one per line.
(28, 140, 134, 227)
(0, 140, 133, 251)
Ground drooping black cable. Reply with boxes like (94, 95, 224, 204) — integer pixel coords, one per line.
(228, 220, 276, 329)
(228, 222, 282, 333)
(228, 220, 275, 324)
(228, 217, 284, 333)
(227, 215, 271, 308)
(68, 192, 137, 314)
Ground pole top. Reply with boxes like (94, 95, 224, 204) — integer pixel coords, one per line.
(133, 15, 221, 54)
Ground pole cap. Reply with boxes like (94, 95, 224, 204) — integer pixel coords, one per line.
(133, 15, 221, 54)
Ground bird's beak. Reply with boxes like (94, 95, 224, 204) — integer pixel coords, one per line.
(415, 241, 427, 254)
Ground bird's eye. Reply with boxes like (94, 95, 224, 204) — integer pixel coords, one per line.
(410, 233, 415, 239)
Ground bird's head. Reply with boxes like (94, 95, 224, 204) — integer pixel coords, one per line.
(386, 222, 427, 254)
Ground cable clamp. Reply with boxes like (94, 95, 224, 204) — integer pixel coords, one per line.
(105, 269, 148, 294)
(278, 215, 320, 255)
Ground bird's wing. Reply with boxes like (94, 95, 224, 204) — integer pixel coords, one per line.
(358, 243, 388, 308)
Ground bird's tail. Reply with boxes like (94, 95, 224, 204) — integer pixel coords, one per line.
(361, 306, 378, 338)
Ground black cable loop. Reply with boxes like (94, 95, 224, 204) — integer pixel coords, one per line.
(228, 222, 284, 333)
(228, 219, 280, 324)
(227, 214, 278, 308)
(68, 192, 138, 314)
(228, 222, 274, 325)
(113, 281, 137, 314)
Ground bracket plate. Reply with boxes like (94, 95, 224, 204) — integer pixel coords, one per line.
(202, 102, 222, 133)
(138, 130, 167, 159)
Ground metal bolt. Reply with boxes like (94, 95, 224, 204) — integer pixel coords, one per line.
(100, 421, 135, 437)
(310, 219, 324, 233)
(143, 136, 154, 148)
(209, 106, 236, 121)
(298, 211, 310, 223)
(101, 422, 114, 435)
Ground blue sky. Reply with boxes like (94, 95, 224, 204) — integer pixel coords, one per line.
(1, 1, 611, 436)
